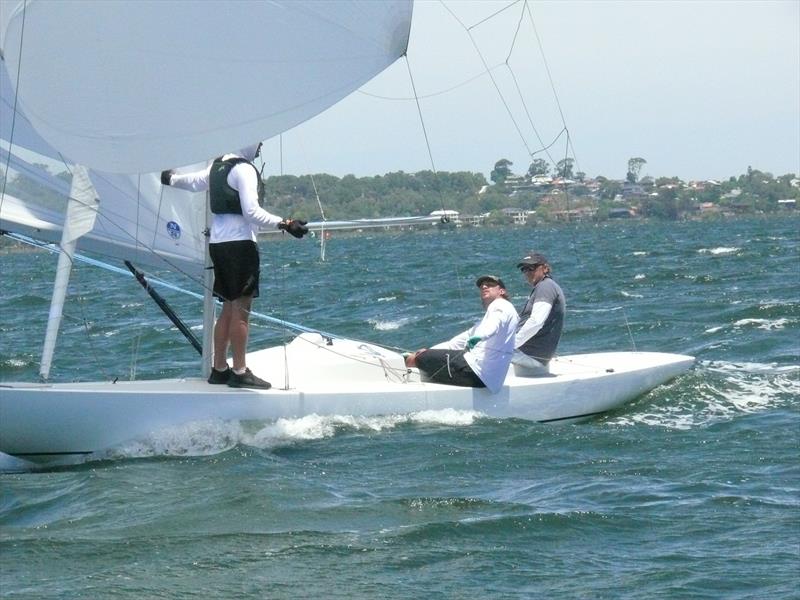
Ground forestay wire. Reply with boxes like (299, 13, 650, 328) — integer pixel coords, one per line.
(402, 53, 468, 303)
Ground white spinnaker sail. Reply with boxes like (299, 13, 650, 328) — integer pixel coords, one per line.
(1, 0, 413, 174)
(0, 121, 209, 275)
(0, 43, 211, 275)
(1, 0, 413, 275)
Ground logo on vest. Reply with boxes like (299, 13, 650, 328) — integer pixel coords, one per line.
(166, 221, 181, 240)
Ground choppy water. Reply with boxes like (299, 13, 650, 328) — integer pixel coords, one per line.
(1, 216, 798, 598)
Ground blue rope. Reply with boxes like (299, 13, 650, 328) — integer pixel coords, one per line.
(3, 231, 335, 339)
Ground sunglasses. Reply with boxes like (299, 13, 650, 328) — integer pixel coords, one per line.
(521, 264, 541, 273)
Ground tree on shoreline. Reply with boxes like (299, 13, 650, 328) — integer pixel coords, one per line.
(490, 159, 513, 184)
(626, 157, 647, 183)
(556, 158, 574, 179)
(527, 159, 549, 177)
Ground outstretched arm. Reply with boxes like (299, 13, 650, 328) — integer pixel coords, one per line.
(165, 167, 212, 192)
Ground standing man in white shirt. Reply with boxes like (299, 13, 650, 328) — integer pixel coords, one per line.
(405, 275, 519, 393)
(161, 142, 307, 389)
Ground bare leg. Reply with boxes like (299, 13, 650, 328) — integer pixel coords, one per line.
(229, 295, 253, 372)
(213, 301, 234, 371)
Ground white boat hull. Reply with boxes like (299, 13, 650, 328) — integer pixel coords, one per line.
(0, 334, 694, 462)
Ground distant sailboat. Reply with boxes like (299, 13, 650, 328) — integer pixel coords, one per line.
(0, 1, 693, 465)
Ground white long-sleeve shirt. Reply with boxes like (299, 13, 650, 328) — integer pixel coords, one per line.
(514, 300, 552, 347)
(169, 154, 282, 243)
(432, 297, 519, 393)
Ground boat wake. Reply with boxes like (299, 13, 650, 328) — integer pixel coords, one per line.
(0, 409, 484, 472)
(607, 360, 799, 430)
(110, 409, 481, 459)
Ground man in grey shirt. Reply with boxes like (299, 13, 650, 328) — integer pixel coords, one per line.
(513, 252, 565, 375)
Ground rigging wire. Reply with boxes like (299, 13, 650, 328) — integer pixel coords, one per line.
(523, 2, 569, 145)
(438, 0, 534, 159)
(403, 56, 440, 187)
(294, 134, 328, 262)
(2, 0, 641, 367)
(1, 23, 123, 385)
(357, 62, 504, 101)
(402, 53, 467, 302)
(502, 3, 560, 168)
(466, 0, 524, 29)
(439, 0, 636, 351)
(309, 173, 327, 262)
(0, 0, 27, 214)
(3, 231, 416, 355)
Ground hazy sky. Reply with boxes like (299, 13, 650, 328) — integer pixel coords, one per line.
(261, 0, 799, 182)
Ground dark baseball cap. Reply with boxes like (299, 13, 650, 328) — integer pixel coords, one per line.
(517, 252, 548, 269)
(476, 274, 506, 289)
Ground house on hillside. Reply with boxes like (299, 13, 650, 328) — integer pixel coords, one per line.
(501, 207, 530, 224)
(688, 180, 720, 191)
(504, 175, 537, 196)
(608, 207, 635, 219)
(539, 189, 566, 206)
(550, 206, 597, 221)
(461, 213, 488, 226)
(720, 188, 742, 200)
(622, 182, 647, 200)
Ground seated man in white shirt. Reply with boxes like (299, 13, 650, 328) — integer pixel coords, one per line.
(404, 275, 519, 394)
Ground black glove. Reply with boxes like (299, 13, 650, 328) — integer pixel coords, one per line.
(278, 219, 309, 239)
(160, 169, 174, 185)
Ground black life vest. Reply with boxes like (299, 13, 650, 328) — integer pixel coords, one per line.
(209, 157, 266, 215)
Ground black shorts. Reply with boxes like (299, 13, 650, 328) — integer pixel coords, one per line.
(415, 349, 485, 388)
(208, 240, 260, 301)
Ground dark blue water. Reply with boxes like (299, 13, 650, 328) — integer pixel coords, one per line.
(1, 216, 798, 598)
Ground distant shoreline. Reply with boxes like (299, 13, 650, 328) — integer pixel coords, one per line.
(4, 212, 797, 256)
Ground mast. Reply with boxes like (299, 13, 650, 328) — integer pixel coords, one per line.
(201, 189, 214, 377)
